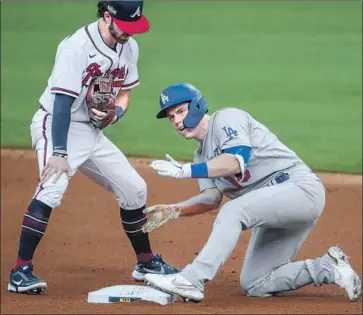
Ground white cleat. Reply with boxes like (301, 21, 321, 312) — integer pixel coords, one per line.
(328, 246, 362, 301)
(145, 273, 204, 302)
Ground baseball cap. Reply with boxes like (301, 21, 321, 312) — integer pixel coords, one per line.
(100, 1, 150, 34)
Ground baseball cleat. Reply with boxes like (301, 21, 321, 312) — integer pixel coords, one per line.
(8, 264, 47, 294)
(327, 246, 362, 301)
(145, 273, 204, 302)
(183, 297, 201, 303)
(132, 254, 180, 282)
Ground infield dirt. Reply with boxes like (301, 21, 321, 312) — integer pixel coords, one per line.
(1, 150, 362, 314)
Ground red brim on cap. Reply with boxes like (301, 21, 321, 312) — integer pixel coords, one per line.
(113, 15, 150, 35)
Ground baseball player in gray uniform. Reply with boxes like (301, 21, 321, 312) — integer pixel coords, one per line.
(142, 83, 362, 303)
(7, 1, 179, 295)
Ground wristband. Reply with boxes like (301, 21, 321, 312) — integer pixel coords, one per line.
(52, 151, 68, 159)
(114, 107, 125, 123)
(191, 162, 208, 178)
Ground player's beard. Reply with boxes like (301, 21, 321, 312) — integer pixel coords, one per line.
(109, 20, 130, 45)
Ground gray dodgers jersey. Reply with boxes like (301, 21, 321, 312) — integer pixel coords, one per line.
(194, 108, 306, 199)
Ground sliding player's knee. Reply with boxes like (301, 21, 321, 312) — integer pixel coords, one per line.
(240, 267, 256, 293)
(240, 270, 272, 297)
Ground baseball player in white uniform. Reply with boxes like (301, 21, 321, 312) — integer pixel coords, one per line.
(142, 83, 362, 302)
(8, 1, 179, 295)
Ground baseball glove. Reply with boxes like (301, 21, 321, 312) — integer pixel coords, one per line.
(85, 75, 116, 130)
(141, 204, 180, 233)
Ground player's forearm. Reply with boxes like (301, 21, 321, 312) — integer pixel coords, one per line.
(189, 146, 251, 179)
(205, 154, 242, 178)
(51, 93, 75, 152)
(177, 203, 217, 217)
(189, 154, 242, 179)
(174, 189, 222, 217)
(115, 89, 131, 112)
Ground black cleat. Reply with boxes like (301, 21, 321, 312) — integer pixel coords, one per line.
(132, 254, 180, 281)
(8, 264, 47, 294)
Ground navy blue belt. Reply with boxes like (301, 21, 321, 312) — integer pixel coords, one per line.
(275, 172, 289, 184)
(267, 172, 290, 187)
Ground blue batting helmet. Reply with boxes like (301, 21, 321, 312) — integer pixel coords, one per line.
(156, 83, 208, 128)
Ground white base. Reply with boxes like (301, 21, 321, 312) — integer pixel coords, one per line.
(87, 285, 176, 305)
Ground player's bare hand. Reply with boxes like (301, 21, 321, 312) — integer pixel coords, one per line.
(41, 154, 71, 184)
(91, 108, 107, 119)
(90, 108, 117, 129)
(150, 154, 192, 179)
(142, 204, 180, 233)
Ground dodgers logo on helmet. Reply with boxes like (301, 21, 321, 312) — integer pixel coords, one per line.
(156, 83, 208, 128)
(160, 93, 169, 105)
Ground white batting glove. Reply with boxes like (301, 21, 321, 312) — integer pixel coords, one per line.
(150, 154, 192, 179)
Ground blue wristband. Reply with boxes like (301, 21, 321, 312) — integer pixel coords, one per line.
(114, 107, 124, 123)
(191, 162, 208, 178)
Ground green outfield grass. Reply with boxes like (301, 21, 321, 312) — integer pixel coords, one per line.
(1, 1, 362, 173)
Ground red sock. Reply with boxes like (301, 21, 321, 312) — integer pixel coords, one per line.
(137, 252, 153, 263)
(13, 257, 32, 271)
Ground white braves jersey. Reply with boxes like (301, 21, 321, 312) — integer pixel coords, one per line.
(39, 20, 140, 122)
(194, 108, 307, 199)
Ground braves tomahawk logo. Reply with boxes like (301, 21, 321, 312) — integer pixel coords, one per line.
(130, 6, 141, 18)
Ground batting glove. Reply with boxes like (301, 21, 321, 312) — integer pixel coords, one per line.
(150, 154, 191, 179)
